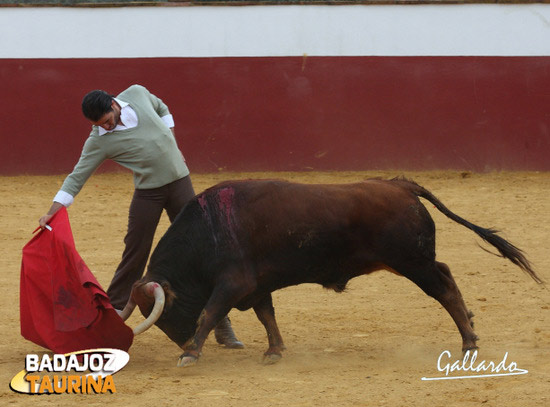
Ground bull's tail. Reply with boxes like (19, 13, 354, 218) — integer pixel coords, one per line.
(393, 177, 543, 284)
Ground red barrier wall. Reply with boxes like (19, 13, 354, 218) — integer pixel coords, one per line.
(2, 56, 550, 174)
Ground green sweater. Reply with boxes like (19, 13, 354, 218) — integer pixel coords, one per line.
(60, 85, 189, 197)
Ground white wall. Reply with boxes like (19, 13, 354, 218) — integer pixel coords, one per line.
(2, 4, 550, 58)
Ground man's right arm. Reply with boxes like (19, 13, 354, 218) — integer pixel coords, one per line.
(38, 136, 105, 228)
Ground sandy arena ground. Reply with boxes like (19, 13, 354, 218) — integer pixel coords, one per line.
(0, 170, 549, 406)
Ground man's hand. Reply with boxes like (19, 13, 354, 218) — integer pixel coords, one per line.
(39, 202, 64, 229)
(38, 214, 53, 229)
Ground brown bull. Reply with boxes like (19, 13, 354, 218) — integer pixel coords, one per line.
(120, 177, 542, 367)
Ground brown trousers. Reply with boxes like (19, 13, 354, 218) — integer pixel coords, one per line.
(107, 175, 195, 309)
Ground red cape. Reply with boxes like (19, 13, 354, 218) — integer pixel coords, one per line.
(20, 208, 133, 353)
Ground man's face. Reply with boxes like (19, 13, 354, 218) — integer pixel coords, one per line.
(91, 100, 121, 131)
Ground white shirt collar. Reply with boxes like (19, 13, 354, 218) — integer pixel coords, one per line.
(115, 98, 129, 109)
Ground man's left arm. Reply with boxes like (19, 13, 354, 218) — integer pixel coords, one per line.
(142, 86, 177, 139)
(145, 87, 171, 118)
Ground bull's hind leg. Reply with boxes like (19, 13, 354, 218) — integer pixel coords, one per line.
(403, 261, 478, 351)
(436, 262, 476, 330)
(253, 294, 286, 364)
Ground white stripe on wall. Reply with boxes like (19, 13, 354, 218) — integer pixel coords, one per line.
(2, 4, 550, 58)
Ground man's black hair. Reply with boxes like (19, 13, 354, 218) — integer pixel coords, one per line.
(81, 90, 114, 121)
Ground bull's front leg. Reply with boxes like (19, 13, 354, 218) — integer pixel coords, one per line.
(177, 276, 254, 367)
(177, 306, 229, 367)
(253, 294, 286, 364)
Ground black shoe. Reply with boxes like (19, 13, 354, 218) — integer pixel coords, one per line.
(214, 316, 244, 349)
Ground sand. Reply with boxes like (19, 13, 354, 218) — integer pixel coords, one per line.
(1, 170, 549, 406)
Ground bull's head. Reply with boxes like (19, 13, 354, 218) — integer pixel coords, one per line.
(120, 280, 196, 347)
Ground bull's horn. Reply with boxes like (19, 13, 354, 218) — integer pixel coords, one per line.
(117, 298, 137, 321)
(132, 282, 165, 335)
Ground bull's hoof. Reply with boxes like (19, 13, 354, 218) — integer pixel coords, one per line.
(177, 354, 199, 368)
(262, 353, 282, 365)
(462, 343, 479, 354)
